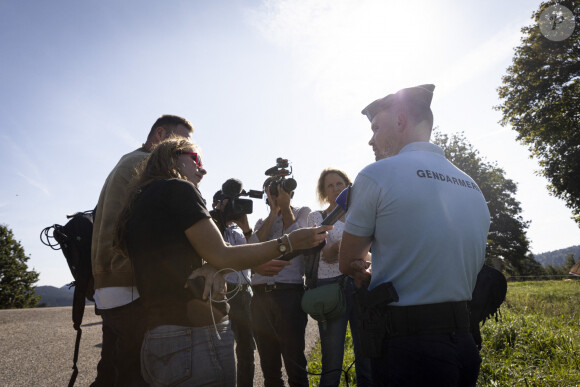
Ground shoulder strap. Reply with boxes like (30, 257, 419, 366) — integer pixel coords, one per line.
(304, 211, 326, 289)
(69, 285, 85, 386)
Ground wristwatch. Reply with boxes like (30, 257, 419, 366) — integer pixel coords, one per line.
(276, 237, 288, 254)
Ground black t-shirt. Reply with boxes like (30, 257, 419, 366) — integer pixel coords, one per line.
(126, 178, 211, 328)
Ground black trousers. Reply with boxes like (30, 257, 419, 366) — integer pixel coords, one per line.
(227, 285, 256, 387)
(91, 298, 149, 387)
(251, 285, 308, 387)
(372, 332, 481, 387)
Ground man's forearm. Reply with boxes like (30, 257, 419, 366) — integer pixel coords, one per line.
(281, 207, 295, 231)
(256, 213, 277, 242)
(339, 231, 372, 276)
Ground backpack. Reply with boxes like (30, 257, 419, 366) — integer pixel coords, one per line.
(469, 264, 508, 349)
(40, 209, 96, 387)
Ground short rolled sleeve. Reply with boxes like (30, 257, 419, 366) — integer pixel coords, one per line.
(344, 173, 381, 237)
(164, 180, 210, 231)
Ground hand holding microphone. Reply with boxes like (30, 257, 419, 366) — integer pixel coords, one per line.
(278, 184, 352, 260)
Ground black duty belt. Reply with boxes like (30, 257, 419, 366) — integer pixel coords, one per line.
(385, 301, 470, 337)
(252, 283, 304, 293)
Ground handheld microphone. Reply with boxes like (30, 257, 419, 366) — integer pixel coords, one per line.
(321, 184, 351, 226)
(277, 184, 352, 260)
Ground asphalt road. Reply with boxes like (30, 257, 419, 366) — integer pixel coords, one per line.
(0, 306, 320, 387)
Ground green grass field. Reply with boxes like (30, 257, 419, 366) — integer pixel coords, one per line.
(307, 280, 580, 386)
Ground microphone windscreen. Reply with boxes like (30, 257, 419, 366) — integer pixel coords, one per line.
(222, 178, 243, 197)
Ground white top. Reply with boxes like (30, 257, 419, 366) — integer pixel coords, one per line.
(344, 142, 490, 306)
(222, 224, 252, 289)
(249, 206, 310, 285)
(93, 286, 140, 309)
(307, 211, 343, 279)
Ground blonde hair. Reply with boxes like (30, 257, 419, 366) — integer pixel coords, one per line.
(316, 168, 351, 204)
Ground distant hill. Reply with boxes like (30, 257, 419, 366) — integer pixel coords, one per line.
(35, 285, 94, 307)
(534, 245, 580, 268)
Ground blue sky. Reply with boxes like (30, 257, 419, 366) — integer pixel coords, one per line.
(1, 0, 578, 287)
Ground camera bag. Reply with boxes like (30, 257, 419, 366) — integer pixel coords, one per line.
(301, 275, 347, 330)
(40, 208, 96, 387)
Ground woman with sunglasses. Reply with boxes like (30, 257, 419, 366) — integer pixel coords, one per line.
(115, 137, 331, 386)
(306, 168, 372, 386)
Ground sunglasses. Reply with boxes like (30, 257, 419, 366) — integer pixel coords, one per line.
(179, 151, 203, 169)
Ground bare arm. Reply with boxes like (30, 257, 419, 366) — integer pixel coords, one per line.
(255, 210, 277, 242)
(321, 240, 340, 264)
(185, 263, 226, 301)
(232, 214, 252, 238)
(277, 189, 296, 230)
(256, 189, 279, 242)
(339, 231, 373, 288)
(252, 259, 291, 276)
(185, 218, 331, 270)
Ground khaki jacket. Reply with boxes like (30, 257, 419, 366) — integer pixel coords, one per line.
(91, 148, 149, 289)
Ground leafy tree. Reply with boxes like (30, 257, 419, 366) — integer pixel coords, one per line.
(545, 254, 577, 276)
(0, 224, 40, 308)
(519, 253, 547, 277)
(562, 253, 578, 273)
(433, 131, 541, 276)
(496, 0, 580, 225)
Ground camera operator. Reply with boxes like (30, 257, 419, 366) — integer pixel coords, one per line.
(211, 185, 256, 387)
(248, 176, 311, 387)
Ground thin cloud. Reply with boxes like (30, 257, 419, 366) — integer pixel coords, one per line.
(16, 171, 50, 196)
(110, 126, 141, 148)
(0, 134, 51, 197)
(433, 22, 524, 99)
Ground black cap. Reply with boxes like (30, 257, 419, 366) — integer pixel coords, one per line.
(213, 190, 226, 205)
(361, 84, 435, 122)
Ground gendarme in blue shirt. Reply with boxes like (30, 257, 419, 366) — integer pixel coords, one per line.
(344, 142, 490, 306)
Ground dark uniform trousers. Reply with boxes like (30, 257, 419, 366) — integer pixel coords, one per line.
(371, 301, 481, 387)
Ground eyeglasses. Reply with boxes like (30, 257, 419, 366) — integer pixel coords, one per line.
(179, 151, 203, 169)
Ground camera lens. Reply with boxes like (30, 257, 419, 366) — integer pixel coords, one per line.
(281, 178, 297, 193)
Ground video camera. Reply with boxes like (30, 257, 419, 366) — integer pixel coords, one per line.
(265, 157, 297, 195)
(218, 178, 263, 221)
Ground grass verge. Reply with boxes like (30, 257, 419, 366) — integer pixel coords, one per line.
(307, 280, 580, 386)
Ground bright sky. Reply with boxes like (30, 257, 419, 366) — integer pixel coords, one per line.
(1, 0, 578, 287)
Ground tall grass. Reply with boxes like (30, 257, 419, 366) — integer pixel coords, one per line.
(307, 324, 357, 386)
(478, 280, 579, 386)
(307, 280, 579, 386)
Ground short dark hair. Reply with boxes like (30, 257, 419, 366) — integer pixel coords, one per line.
(147, 115, 193, 141)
